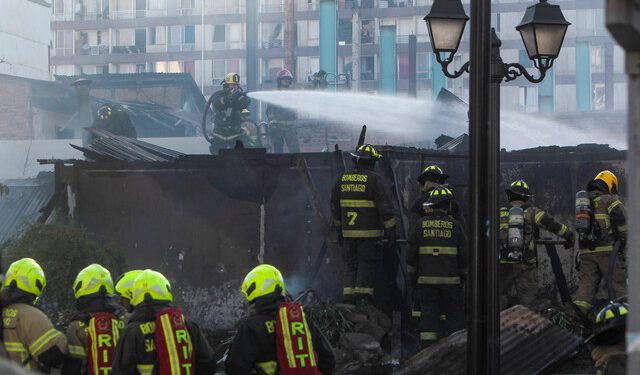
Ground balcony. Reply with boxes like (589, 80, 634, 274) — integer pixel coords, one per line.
(77, 45, 109, 56)
(262, 40, 283, 49)
(54, 48, 74, 57)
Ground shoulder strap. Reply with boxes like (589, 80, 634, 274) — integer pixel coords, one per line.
(155, 307, 195, 375)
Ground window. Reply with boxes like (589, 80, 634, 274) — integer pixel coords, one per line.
(262, 58, 284, 83)
(593, 83, 606, 110)
(184, 26, 195, 44)
(168, 26, 181, 46)
(261, 23, 283, 48)
(213, 25, 225, 43)
(228, 23, 244, 49)
(155, 61, 182, 73)
(361, 56, 375, 81)
(338, 20, 352, 44)
(54, 0, 65, 14)
(149, 0, 166, 9)
(361, 20, 374, 44)
(417, 52, 430, 79)
(591, 46, 604, 74)
(213, 60, 226, 79)
(137, 64, 146, 73)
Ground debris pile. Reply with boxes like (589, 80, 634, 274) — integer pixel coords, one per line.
(307, 302, 394, 374)
(71, 129, 184, 162)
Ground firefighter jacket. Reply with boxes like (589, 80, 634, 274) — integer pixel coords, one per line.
(2, 300, 68, 371)
(110, 302, 215, 375)
(579, 190, 627, 254)
(266, 101, 296, 124)
(90, 108, 137, 139)
(225, 294, 335, 375)
(211, 88, 251, 133)
(62, 297, 126, 375)
(330, 166, 396, 238)
(499, 202, 572, 263)
(407, 209, 468, 285)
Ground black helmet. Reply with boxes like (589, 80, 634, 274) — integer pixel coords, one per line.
(591, 302, 628, 345)
(425, 186, 454, 208)
(350, 144, 381, 161)
(96, 104, 114, 121)
(418, 165, 448, 185)
(506, 180, 533, 201)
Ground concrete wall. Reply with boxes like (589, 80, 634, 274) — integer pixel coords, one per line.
(0, 0, 52, 81)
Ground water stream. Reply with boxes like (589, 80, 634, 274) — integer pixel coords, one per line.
(248, 91, 626, 150)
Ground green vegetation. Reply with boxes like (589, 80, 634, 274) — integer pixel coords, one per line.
(2, 223, 126, 325)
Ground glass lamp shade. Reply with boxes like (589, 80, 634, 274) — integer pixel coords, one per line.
(518, 23, 568, 59)
(427, 18, 467, 53)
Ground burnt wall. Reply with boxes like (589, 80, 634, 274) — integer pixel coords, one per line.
(57, 145, 625, 329)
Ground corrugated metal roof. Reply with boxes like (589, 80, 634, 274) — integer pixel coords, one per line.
(70, 129, 185, 162)
(394, 305, 583, 375)
(0, 173, 55, 245)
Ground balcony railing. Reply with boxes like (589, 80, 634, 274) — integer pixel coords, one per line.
(54, 47, 74, 56)
(77, 45, 109, 56)
(168, 43, 196, 52)
(111, 45, 146, 54)
(262, 40, 283, 49)
(260, 2, 284, 13)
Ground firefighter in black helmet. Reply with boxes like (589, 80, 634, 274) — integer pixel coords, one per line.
(330, 144, 397, 304)
(407, 186, 467, 348)
(499, 180, 574, 310)
(589, 302, 628, 375)
(411, 165, 464, 226)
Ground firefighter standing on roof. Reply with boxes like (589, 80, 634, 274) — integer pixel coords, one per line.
(62, 264, 125, 375)
(111, 269, 215, 375)
(499, 180, 574, 310)
(207, 73, 251, 154)
(225, 264, 335, 375)
(1, 258, 68, 371)
(330, 144, 397, 304)
(407, 186, 467, 348)
(573, 170, 627, 314)
(266, 69, 299, 153)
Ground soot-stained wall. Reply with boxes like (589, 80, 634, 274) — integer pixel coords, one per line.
(56, 145, 625, 329)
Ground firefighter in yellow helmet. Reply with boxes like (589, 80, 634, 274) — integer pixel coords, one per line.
(589, 301, 628, 375)
(573, 171, 627, 314)
(407, 186, 467, 348)
(330, 144, 397, 304)
(114, 269, 143, 313)
(499, 180, 574, 310)
(225, 264, 335, 374)
(111, 269, 215, 375)
(1, 258, 68, 371)
(205, 72, 252, 154)
(63, 264, 125, 375)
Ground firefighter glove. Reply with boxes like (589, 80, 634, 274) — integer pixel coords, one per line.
(564, 231, 575, 250)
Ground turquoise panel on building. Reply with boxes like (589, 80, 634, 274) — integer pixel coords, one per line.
(319, 0, 337, 90)
(430, 54, 446, 98)
(575, 42, 592, 111)
(379, 25, 397, 94)
(538, 67, 555, 113)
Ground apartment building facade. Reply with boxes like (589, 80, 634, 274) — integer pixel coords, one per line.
(1, 0, 52, 80)
(49, 0, 627, 113)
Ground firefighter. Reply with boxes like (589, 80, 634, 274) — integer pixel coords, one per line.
(207, 72, 251, 154)
(225, 264, 335, 375)
(63, 264, 124, 375)
(90, 103, 137, 141)
(330, 144, 397, 304)
(410, 165, 464, 225)
(114, 269, 143, 313)
(1, 258, 68, 371)
(111, 269, 215, 375)
(589, 302, 628, 375)
(499, 180, 574, 310)
(266, 69, 299, 153)
(407, 186, 467, 348)
(573, 171, 627, 314)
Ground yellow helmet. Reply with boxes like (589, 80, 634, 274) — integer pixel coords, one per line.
(2, 258, 46, 299)
(222, 72, 240, 85)
(594, 170, 618, 194)
(130, 269, 173, 307)
(73, 264, 114, 299)
(115, 269, 144, 301)
(241, 264, 285, 303)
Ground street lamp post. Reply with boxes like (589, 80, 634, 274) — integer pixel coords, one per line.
(424, 0, 570, 373)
